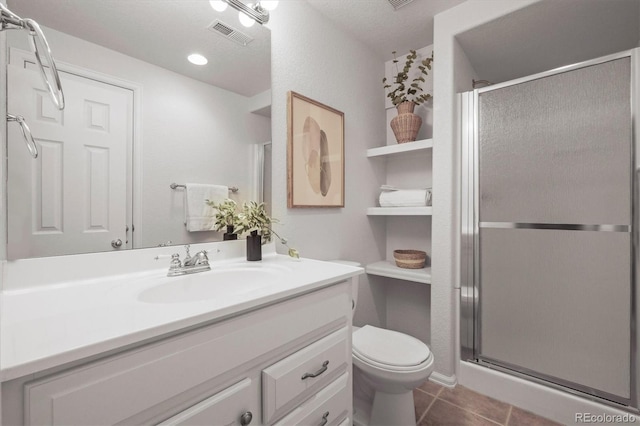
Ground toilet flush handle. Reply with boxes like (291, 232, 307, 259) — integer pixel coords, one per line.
(301, 360, 329, 380)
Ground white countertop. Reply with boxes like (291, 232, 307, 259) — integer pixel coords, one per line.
(1, 245, 362, 382)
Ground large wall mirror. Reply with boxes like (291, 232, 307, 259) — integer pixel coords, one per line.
(5, 0, 272, 259)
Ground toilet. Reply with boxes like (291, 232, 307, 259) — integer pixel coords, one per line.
(333, 261, 435, 426)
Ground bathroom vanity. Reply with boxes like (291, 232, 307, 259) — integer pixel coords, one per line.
(0, 242, 361, 425)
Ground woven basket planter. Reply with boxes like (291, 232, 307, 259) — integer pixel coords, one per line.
(390, 101, 422, 144)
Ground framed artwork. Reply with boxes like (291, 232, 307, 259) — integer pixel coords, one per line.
(287, 91, 344, 208)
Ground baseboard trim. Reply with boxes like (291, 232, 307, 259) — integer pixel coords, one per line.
(429, 371, 457, 388)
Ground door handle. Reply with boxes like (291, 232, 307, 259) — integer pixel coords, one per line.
(111, 239, 123, 248)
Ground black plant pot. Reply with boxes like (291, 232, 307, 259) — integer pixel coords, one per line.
(223, 225, 238, 241)
(246, 230, 262, 261)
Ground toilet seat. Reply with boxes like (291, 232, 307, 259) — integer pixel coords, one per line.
(353, 325, 432, 372)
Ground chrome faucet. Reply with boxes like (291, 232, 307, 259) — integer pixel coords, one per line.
(166, 245, 211, 277)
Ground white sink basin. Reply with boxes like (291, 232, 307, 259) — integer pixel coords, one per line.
(138, 262, 291, 304)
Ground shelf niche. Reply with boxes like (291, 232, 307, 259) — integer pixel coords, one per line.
(366, 138, 433, 158)
(365, 261, 431, 285)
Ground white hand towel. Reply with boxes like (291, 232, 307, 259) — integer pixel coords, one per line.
(379, 187, 432, 207)
(184, 183, 228, 232)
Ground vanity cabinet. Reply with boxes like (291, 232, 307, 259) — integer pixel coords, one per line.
(2, 279, 353, 426)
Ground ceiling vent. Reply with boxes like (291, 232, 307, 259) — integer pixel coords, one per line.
(387, 0, 415, 10)
(208, 20, 254, 46)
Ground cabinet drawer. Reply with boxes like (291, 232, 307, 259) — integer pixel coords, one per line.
(337, 417, 350, 426)
(273, 373, 349, 426)
(262, 327, 349, 423)
(158, 378, 257, 426)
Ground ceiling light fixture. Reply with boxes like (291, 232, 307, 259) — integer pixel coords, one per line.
(238, 6, 256, 27)
(221, 0, 275, 26)
(187, 53, 208, 65)
(209, 0, 228, 12)
(260, 1, 279, 11)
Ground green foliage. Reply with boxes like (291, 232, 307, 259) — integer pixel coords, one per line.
(382, 50, 434, 106)
(236, 201, 275, 241)
(288, 248, 300, 259)
(236, 201, 299, 258)
(206, 198, 240, 232)
(272, 230, 300, 260)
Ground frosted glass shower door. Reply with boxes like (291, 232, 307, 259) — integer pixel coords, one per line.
(477, 57, 632, 402)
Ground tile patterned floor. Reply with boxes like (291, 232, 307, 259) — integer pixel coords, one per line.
(414, 381, 563, 426)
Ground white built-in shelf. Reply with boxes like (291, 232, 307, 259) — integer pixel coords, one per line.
(367, 138, 433, 158)
(365, 261, 431, 284)
(367, 207, 432, 216)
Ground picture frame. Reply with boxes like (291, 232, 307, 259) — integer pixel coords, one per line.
(287, 91, 345, 208)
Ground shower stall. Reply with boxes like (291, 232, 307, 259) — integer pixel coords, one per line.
(460, 49, 638, 410)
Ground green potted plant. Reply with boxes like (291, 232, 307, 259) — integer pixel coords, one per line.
(382, 50, 433, 143)
(206, 198, 240, 240)
(236, 201, 299, 261)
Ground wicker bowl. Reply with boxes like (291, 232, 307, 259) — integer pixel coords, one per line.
(393, 249, 427, 269)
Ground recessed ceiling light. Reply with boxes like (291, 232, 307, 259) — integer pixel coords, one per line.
(187, 54, 208, 65)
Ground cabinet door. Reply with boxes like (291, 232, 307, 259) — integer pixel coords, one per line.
(158, 378, 257, 426)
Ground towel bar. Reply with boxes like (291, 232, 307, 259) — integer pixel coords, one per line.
(170, 183, 239, 193)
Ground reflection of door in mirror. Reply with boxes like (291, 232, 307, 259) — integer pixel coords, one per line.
(5, 0, 271, 258)
(8, 64, 133, 259)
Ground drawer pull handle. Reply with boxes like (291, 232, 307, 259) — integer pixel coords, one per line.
(240, 411, 253, 426)
(301, 360, 329, 380)
(319, 411, 329, 426)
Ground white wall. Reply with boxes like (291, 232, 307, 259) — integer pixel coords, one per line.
(269, 2, 387, 328)
(431, 0, 539, 382)
(6, 28, 270, 250)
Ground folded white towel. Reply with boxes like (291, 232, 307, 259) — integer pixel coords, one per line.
(379, 187, 432, 207)
(184, 183, 228, 232)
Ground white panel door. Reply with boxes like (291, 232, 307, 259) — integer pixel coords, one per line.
(8, 65, 133, 258)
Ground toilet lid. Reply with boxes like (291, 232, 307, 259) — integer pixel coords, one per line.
(352, 325, 431, 367)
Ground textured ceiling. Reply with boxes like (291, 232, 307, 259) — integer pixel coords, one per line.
(7, 0, 271, 97)
(307, 0, 640, 85)
(8, 0, 467, 96)
(10, 0, 637, 97)
(457, 0, 640, 84)
(306, 0, 466, 60)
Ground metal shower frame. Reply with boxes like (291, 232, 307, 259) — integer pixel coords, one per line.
(460, 48, 640, 411)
